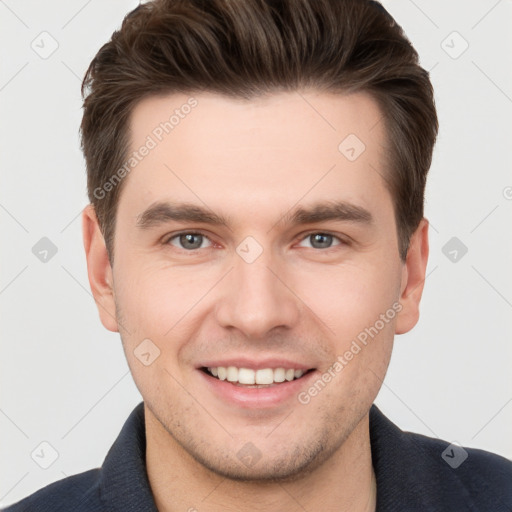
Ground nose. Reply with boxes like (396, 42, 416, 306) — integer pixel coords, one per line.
(214, 247, 301, 339)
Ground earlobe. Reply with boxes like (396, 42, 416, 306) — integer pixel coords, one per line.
(395, 218, 429, 335)
(82, 205, 119, 332)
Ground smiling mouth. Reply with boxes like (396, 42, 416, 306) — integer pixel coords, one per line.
(200, 366, 315, 387)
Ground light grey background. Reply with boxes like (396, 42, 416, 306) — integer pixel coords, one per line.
(1, 0, 511, 507)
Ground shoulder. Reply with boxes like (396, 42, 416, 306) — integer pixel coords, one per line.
(2, 402, 156, 512)
(397, 427, 512, 509)
(409, 429, 512, 488)
(369, 405, 512, 510)
(1, 469, 102, 512)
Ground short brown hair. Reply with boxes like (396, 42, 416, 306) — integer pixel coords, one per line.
(81, 0, 438, 263)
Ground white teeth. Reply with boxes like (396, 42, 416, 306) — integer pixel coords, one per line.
(255, 368, 274, 385)
(238, 368, 255, 385)
(273, 367, 286, 382)
(205, 366, 308, 385)
(226, 366, 238, 382)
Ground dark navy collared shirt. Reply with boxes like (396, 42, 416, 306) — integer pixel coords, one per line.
(3, 402, 512, 511)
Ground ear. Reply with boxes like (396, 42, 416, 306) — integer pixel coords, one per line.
(82, 204, 119, 332)
(395, 218, 429, 335)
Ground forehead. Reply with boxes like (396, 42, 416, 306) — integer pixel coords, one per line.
(129, 89, 384, 154)
(120, 90, 390, 226)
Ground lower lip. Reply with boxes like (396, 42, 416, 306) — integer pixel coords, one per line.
(197, 369, 317, 408)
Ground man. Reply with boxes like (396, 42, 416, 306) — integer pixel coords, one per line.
(4, 0, 511, 511)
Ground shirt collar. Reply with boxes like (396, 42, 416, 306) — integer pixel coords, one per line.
(99, 402, 158, 511)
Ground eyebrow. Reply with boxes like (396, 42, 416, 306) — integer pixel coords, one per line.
(135, 200, 373, 230)
(136, 202, 230, 229)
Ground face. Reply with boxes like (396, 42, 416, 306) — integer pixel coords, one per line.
(84, 90, 428, 482)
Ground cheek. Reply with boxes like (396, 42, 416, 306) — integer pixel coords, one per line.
(296, 260, 401, 342)
(112, 261, 217, 383)
(299, 263, 399, 410)
(112, 264, 193, 396)
(114, 260, 202, 335)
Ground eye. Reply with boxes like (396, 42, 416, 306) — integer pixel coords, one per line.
(167, 232, 213, 251)
(297, 232, 344, 250)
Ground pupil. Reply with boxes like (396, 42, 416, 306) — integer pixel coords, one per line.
(312, 233, 332, 248)
(181, 233, 202, 249)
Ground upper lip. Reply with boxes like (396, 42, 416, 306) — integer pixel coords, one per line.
(197, 357, 315, 371)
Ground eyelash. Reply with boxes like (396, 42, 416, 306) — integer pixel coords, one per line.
(163, 230, 349, 253)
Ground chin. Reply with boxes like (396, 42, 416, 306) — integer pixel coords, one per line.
(186, 435, 333, 484)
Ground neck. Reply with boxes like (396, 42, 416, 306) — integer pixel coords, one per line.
(145, 408, 377, 512)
